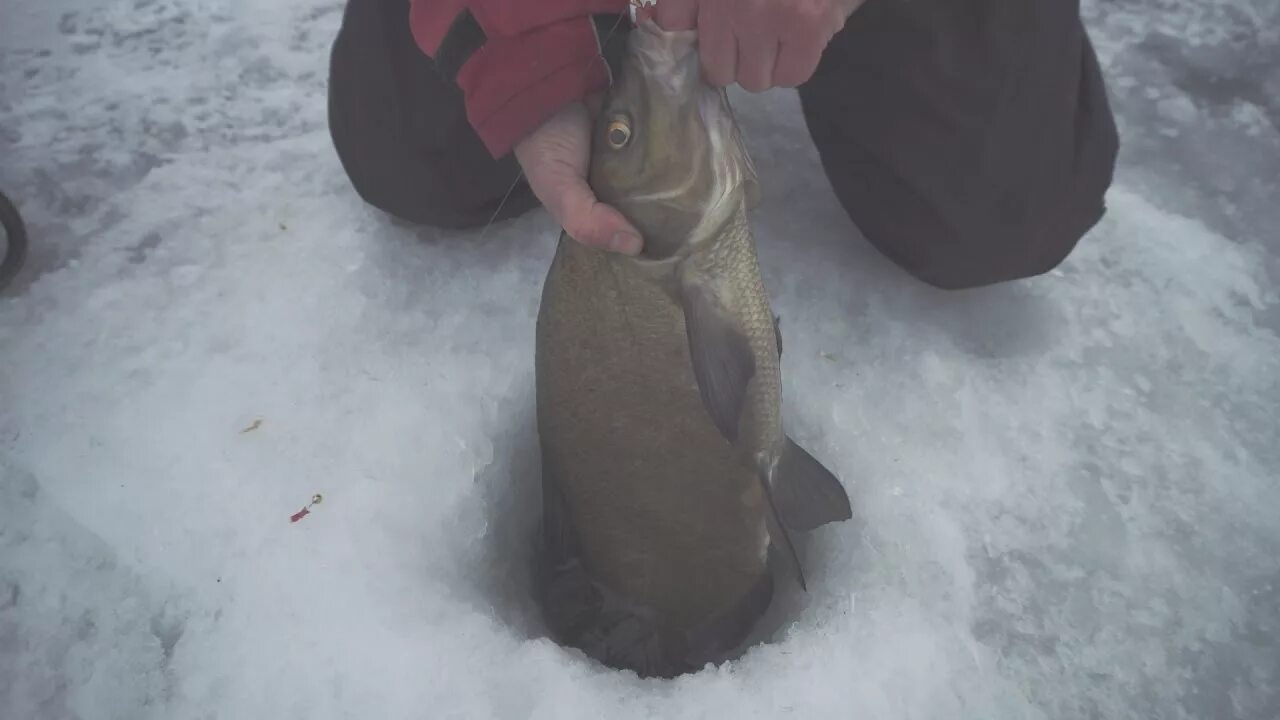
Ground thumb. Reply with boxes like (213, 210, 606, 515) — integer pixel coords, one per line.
(550, 179, 643, 255)
(513, 100, 644, 256)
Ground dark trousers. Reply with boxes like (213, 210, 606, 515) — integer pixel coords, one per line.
(328, 0, 1119, 290)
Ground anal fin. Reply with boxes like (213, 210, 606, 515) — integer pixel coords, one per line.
(773, 437, 853, 532)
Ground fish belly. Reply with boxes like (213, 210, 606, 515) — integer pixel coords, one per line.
(534, 234, 772, 674)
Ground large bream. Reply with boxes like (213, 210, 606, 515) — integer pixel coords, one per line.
(534, 17, 853, 678)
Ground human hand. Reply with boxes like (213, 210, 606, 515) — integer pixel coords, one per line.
(513, 97, 643, 255)
(654, 0, 867, 92)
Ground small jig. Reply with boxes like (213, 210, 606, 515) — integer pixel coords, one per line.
(290, 494, 324, 523)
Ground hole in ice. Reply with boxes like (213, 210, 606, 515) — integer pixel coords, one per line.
(460, 392, 853, 677)
(461, 397, 549, 642)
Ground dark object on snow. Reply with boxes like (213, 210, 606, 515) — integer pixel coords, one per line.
(0, 189, 28, 291)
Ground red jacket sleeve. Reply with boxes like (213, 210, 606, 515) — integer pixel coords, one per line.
(410, 0, 630, 158)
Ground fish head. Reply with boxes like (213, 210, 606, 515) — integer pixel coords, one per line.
(590, 19, 760, 260)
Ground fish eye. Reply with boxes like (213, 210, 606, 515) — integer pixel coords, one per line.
(606, 118, 632, 149)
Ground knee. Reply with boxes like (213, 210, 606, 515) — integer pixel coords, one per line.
(815, 122, 1115, 292)
(836, 158, 1111, 292)
(916, 122, 1117, 291)
(325, 4, 536, 231)
(903, 201, 1107, 291)
(889, 167, 1115, 293)
(327, 112, 537, 230)
(819, 162, 1108, 292)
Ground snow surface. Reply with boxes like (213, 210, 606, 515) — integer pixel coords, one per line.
(1, 0, 1277, 718)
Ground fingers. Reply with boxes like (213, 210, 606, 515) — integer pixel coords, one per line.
(772, 39, 824, 88)
(531, 162, 642, 255)
(697, 7, 737, 87)
(654, 0, 697, 30)
(514, 102, 643, 255)
(670, 0, 853, 91)
(559, 190, 644, 255)
(737, 37, 779, 93)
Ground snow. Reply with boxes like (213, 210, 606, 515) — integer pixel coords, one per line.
(1, 0, 1277, 718)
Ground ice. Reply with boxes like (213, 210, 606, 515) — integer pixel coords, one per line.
(1, 0, 1278, 718)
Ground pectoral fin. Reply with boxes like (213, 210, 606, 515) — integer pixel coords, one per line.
(679, 277, 756, 444)
(773, 437, 853, 531)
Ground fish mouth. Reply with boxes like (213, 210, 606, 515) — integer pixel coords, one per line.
(627, 18, 700, 97)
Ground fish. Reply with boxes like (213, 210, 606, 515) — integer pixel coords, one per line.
(533, 17, 853, 679)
